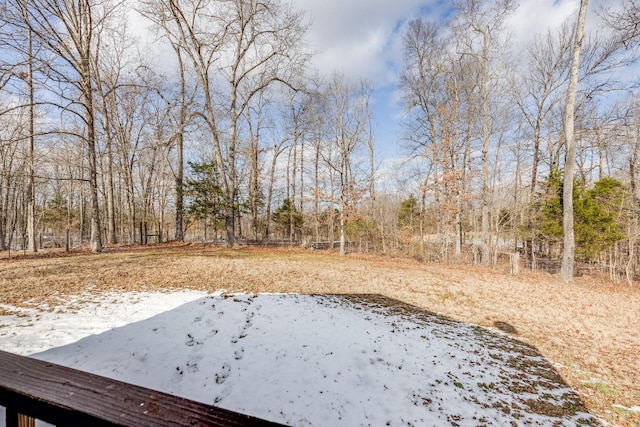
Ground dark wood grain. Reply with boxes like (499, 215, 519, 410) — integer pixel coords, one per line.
(0, 350, 286, 426)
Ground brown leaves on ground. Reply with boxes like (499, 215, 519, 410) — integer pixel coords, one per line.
(1, 242, 638, 426)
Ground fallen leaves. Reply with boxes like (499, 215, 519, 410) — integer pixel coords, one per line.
(1, 243, 639, 426)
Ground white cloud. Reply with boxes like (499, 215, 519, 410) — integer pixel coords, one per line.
(292, 0, 607, 87)
(122, 0, 626, 160)
(502, 0, 625, 52)
(290, 0, 449, 85)
(506, 0, 579, 49)
(126, 0, 611, 88)
(289, 0, 592, 158)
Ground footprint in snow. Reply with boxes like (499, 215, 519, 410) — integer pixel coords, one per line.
(212, 363, 234, 405)
(215, 363, 231, 384)
(185, 333, 202, 347)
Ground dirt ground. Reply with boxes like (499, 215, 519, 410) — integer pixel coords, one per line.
(1, 242, 638, 426)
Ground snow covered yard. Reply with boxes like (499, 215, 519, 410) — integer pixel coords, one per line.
(0, 290, 597, 426)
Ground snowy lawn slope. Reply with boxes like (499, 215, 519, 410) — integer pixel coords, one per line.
(0, 290, 598, 426)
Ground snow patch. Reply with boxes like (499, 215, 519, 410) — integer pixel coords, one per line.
(0, 291, 598, 426)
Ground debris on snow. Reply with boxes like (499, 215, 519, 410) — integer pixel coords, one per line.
(0, 291, 599, 426)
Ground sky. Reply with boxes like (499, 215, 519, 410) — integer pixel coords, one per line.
(0, 290, 599, 426)
(124, 0, 633, 184)
(285, 0, 607, 161)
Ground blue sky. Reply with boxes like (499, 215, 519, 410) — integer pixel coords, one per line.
(129, 0, 624, 164)
(288, 0, 601, 161)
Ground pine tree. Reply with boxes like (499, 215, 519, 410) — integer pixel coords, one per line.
(533, 173, 626, 261)
(183, 162, 225, 224)
(271, 199, 303, 238)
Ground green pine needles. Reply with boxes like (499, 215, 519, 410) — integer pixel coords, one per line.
(531, 170, 627, 261)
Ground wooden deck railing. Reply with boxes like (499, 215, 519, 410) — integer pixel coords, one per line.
(0, 350, 285, 426)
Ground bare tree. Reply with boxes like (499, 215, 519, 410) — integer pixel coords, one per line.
(0, 108, 27, 251)
(12, 0, 124, 253)
(23, 2, 37, 253)
(515, 24, 572, 197)
(110, 81, 156, 243)
(321, 73, 373, 255)
(306, 79, 326, 246)
(400, 19, 448, 255)
(602, 0, 640, 46)
(7, 1, 39, 253)
(173, 46, 188, 242)
(142, 0, 308, 247)
(244, 90, 268, 241)
(510, 24, 572, 266)
(92, 11, 136, 245)
(453, 0, 516, 266)
(0, 1, 41, 252)
(286, 90, 310, 243)
(560, 0, 589, 282)
(400, 18, 485, 260)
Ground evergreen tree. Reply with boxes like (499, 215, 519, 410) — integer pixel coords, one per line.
(271, 198, 303, 238)
(574, 178, 626, 260)
(537, 169, 564, 243)
(41, 196, 70, 237)
(398, 195, 420, 230)
(533, 172, 626, 261)
(183, 162, 225, 224)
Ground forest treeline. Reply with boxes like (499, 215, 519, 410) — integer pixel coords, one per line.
(1, 0, 640, 283)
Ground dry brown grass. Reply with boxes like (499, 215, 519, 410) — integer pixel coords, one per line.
(1, 242, 639, 426)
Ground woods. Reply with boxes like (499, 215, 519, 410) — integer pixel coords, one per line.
(1, 0, 640, 283)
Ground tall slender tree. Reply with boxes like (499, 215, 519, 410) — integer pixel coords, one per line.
(13, 0, 122, 253)
(454, 0, 515, 265)
(560, 0, 589, 281)
(321, 73, 373, 255)
(142, 0, 308, 247)
(21, 1, 37, 253)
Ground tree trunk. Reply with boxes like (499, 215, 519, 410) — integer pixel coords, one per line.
(175, 48, 186, 242)
(175, 131, 184, 242)
(225, 211, 235, 246)
(250, 134, 259, 241)
(87, 118, 102, 252)
(81, 53, 102, 253)
(480, 32, 490, 266)
(314, 136, 320, 244)
(339, 209, 346, 256)
(290, 111, 297, 243)
(26, 22, 37, 253)
(560, 0, 589, 282)
(226, 82, 239, 247)
(93, 63, 118, 245)
(265, 146, 277, 240)
(105, 132, 117, 244)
